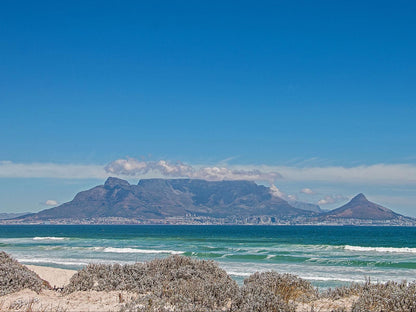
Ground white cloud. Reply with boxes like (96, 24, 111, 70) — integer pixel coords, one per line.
(270, 185, 298, 201)
(44, 200, 58, 206)
(1, 159, 416, 187)
(104, 158, 150, 175)
(317, 196, 335, 205)
(105, 158, 281, 183)
(287, 194, 297, 201)
(195, 167, 280, 182)
(270, 184, 286, 198)
(300, 188, 315, 195)
(2, 159, 415, 215)
(268, 164, 416, 185)
(317, 195, 348, 205)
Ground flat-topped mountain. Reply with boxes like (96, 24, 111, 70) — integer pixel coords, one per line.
(11, 179, 415, 225)
(19, 177, 311, 222)
(321, 193, 402, 220)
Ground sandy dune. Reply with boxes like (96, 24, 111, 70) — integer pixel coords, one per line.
(0, 265, 357, 312)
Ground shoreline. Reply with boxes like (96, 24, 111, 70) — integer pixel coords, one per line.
(2, 261, 357, 312)
(2, 221, 415, 226)
(1, 259, 414, 311)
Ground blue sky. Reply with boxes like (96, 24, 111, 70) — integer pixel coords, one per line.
(1, 1, 415, 215)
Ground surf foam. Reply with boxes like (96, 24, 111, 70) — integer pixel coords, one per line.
(102, 247, 184, 254)
(345, 245, 416, 253)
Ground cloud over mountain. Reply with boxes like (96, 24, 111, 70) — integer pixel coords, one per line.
(301, 188, 315, 195)
(317, 194, 348, 205)
(44, 200, 58, 206)
(105, 158, 281, 183)
(1, 160, 415, 187)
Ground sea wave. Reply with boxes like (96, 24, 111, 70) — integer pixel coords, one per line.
(101, 247, 184, 255)
(226, 271, 252, 277)
(17, 258, 89, 266)
(344, 245, 416, 253)
(303, 276, 364, 283)
(33, 237, 67, 241)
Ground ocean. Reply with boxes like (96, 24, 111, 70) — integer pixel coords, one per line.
(1, 225, 416, 289)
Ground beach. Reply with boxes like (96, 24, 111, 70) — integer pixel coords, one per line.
(0, 264, 359, 312)
(24, 265, 76, 288)
(2, 225, 416, 289)
(2, 225, 416, 311)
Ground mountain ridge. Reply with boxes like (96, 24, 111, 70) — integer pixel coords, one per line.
(8, 178, 416, 225)
(21, 177, 310, 222)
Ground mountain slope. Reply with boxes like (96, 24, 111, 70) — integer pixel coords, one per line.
(0, 212, 31, 220)
(321, 193, 402, 220)
(20, 177, 312, 222)
(288, 200, 322, 213)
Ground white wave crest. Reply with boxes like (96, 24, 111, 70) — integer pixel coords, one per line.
(226, 271, 252, 277)
(345, 245, 416, 253)
(33, 237, 66, 241)
(303, 276, 363, 283)
(18, 258, 88, 266)
(102, 247, 184, 255)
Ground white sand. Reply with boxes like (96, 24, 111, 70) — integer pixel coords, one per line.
(0, 265, 137, 311)
(296, 296, 358, 312)
(25, 265, 76, 288)
(0, 289, 137, 312)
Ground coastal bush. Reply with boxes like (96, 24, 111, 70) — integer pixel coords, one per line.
(65, 255, 239, 311)
(0, 251, 50, 295)
(229, 271, 318, 312)
(351, 280, 416, 312)
(244, 271, 318, 303)
(64, 262, 147, 293)
(322, 282, 363, 300)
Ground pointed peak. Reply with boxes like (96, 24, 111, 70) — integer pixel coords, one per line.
(104, 177, 130, 188)
(351, 193, 367, 202)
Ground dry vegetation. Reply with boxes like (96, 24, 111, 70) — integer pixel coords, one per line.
(65, 255, 239, 311)
(232, 271, 318, 312)
(351, 280, 416, 312)
(2, 252, 416, 311)
(0, 252, 50, 296)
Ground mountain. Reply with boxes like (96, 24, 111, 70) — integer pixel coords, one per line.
(0, 212, 31, 220)
(288, 200, 322, 213)
(18, 177, 313, 222)
(10, 180, 414, 225)
(321, 193, 402, 220)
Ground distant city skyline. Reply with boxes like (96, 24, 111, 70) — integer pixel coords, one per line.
(1, 1, 415, 216)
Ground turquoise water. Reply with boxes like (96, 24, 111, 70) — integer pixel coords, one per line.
(1, 225, 416, 288)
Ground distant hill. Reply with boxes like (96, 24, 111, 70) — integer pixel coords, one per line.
(0, 212, 31, 220)
(320, 193, 402, 220)
(18, 177, 312, 222)
(288, 200, 322, 213)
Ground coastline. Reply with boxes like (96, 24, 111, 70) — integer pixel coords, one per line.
(2, 225, 416, 290)
(2, 261, 358, 312)
(1, 258, 415, 312)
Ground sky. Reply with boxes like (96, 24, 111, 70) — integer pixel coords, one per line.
(1, 1, 415, 216)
